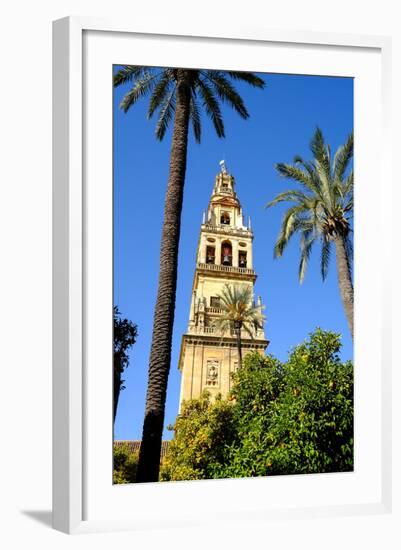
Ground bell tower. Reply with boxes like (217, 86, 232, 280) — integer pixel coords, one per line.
(178, 162, 269, 409)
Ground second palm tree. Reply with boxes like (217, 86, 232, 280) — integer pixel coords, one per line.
(213, 284, 265, 369)
(267, 127, 354, 339)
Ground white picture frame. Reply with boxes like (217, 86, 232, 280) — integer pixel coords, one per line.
(52, 16, 392, 534)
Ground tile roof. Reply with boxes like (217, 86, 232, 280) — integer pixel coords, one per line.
(114, 440, 170, 461)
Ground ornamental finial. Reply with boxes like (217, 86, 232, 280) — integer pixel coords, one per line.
(219, 159, 227, 174)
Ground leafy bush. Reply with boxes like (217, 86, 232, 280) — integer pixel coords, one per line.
(226, 329, 353, 477)
(161, 329, 353, 480)
(113, 443, 139, 484)
(160, 393, 237, 481)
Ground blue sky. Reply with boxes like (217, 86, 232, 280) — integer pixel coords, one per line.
(113, 69, 353, 441)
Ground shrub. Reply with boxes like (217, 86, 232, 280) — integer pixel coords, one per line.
(113, 443, 139, 484)
(160, 392, 237, 481)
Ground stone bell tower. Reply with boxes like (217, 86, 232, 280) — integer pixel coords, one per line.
(178, 162, 269, 409)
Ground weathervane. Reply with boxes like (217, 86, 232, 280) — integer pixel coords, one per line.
(219, 159, 227, 174)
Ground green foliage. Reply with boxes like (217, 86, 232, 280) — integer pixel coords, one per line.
(226, 330, 353, 477)
(114, 306, 138, 388)
(212, 284, 265, 339)
(161, 330, 353, 481)
(113, 66, 265, 142)
(160, 392, 237, 481)
(267, 127, 354, 283)
(113, 443, 139, 484)
(114, 306, 138, 420)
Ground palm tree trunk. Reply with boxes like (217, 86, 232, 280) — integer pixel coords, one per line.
(113, 367, 121, 423)
(334, 235, 354, 340)
(235, 325, 243, 369)
(136, 72, 192, 483)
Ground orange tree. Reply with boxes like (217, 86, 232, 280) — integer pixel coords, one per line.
(160, 329, 353, 480)
(227, 330, 353, 477)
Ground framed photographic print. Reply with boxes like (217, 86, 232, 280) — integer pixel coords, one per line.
(52, 17, 392, 534)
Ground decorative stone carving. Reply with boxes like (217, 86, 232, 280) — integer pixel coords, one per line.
(206, 360, 219, 386)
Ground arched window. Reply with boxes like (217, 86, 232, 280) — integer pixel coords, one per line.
(206, 246, 215, 264)
(221, 241, 232, 266)
(220, 212, 230, 225)
(239, 251, 247, 268)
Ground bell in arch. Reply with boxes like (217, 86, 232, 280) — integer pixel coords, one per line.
(221, 242, 232, 265)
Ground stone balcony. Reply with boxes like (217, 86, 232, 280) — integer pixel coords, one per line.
(201, 223, 253, 238)
(187, 324, 264, 340)
(196, 262, 256, 280)
(205, 306, 224, 314)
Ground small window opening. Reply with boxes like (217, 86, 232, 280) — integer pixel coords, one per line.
(220, 212, 230, 225)
(210, 296, 221, 308)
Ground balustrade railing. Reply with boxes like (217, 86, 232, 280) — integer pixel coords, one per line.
(188, 325, 259, 338)
(206, 307, 224, 314)
(197, 262, 255, 276)
(202, 223, 252, 236)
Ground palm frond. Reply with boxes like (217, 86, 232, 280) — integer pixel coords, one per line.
(343, 196, 353, 213)
(313, 158, 334, 208)
(226, 72, 265, 88)
(274, 206, 308, 257)
(275, 163, 321, 196)
(212, 316, 233, 336)
(154, 87, 176, 141)
(119, 70, 160, 113)
(310, 127, 331, 184)
(342, 169, 354, 196)
(197, 79, 225, 138)
(113, 65, 147, 87)
(147, 71, 173, 119)
(310, 127, 326, 163)
(241, 323, 255, 340)
(333, 132, 353, 181)
(298, 235, 314, 283)
(212, 284, 265, 339)
(200, 71, 249, 119)
(321, 235, 332, 280)
(189, 95, 201, 143)
(266, 190, 311, 208)
(293, 157, 324, 197)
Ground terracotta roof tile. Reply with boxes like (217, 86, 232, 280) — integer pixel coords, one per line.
(114, 440, 170, 461)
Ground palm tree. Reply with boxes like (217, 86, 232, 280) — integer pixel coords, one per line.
(114, 66, 265, 482)
(267, 127, 354, 339)
(212, 284, 265, 369)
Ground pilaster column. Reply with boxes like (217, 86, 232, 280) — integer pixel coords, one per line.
(232, 240, 239, 267)
(199, 234, 206, 263)
(189, 290, 196, 322)
(215, 238, 222, 265)
(248, 245, 253, 269)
